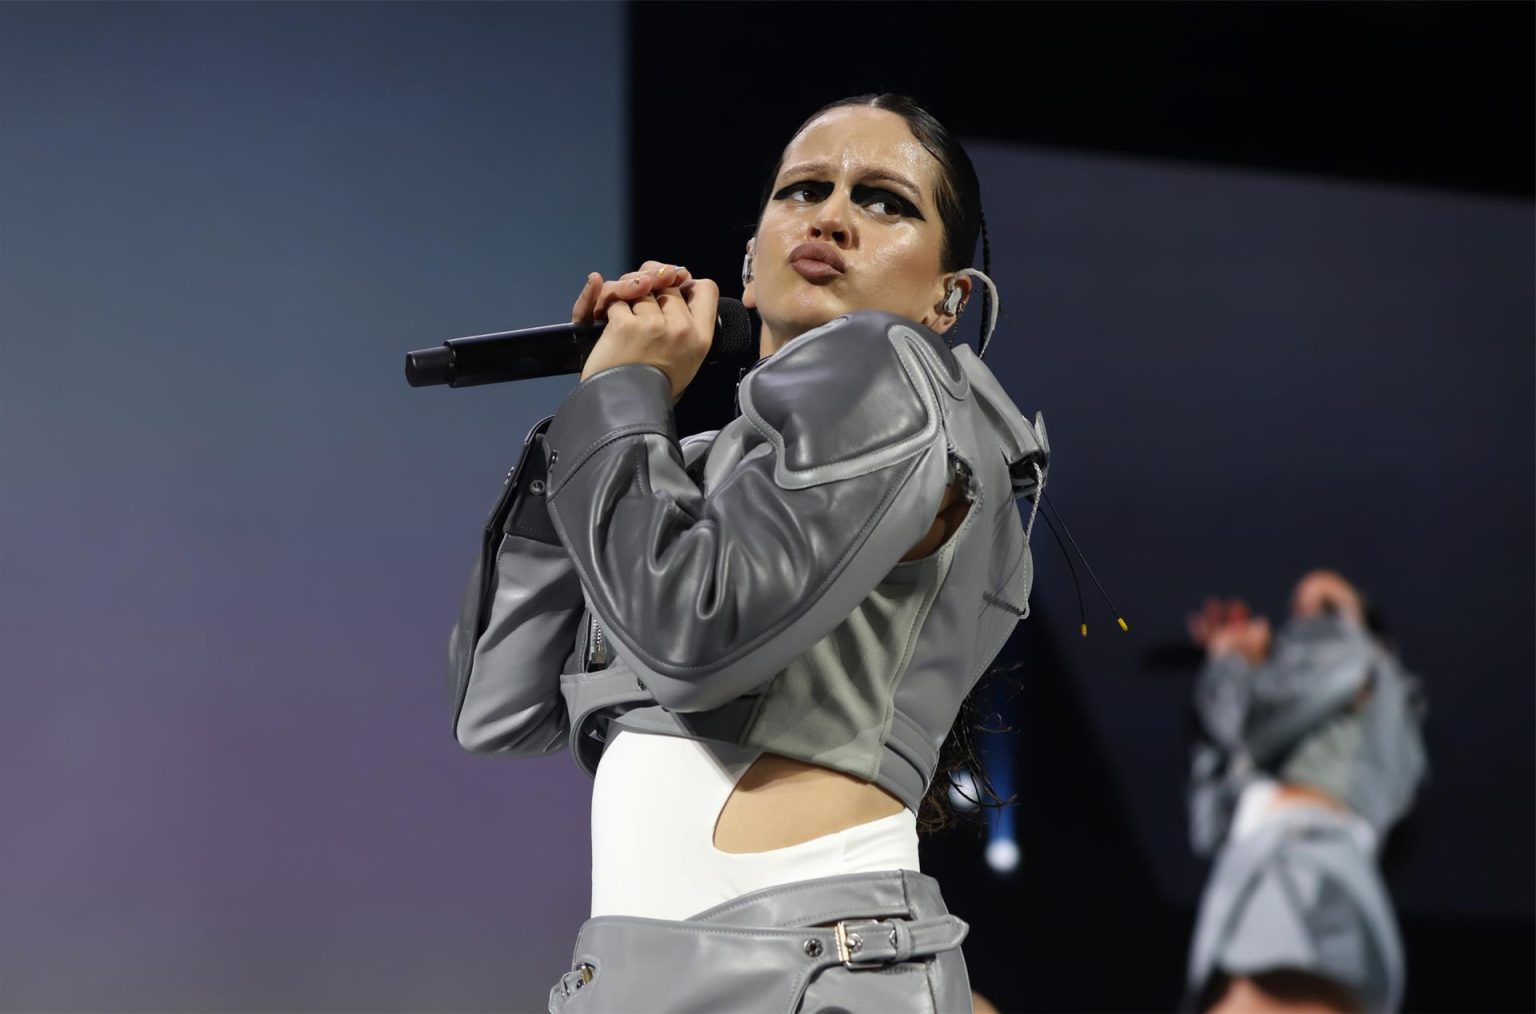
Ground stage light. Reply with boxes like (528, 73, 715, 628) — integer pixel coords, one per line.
(947, 768, 981, 812)
(985, 838, 1020, 874)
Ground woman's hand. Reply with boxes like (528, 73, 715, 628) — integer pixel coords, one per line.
(571, 261, 720, 402)
(1188, 596, 1272, 665)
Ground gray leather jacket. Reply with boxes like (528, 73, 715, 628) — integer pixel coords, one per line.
(447, 310, 1049, 813)
(1188, 613, 1428, 855)
(1185, 616, 1426, 1012)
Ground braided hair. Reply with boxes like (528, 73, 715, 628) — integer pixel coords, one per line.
(973, 207, 993, 350)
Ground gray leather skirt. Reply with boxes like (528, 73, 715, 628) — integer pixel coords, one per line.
(1185, 805, 1404, 1011)
(547, 869, 973, 1013)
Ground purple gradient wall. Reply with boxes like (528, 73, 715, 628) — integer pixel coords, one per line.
(0, 3, 621, 1009)
(4, 4, 1530, 1011)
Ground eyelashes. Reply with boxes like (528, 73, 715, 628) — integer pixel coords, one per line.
(773, 180, 923, 220)
(773, 181, 833, 201)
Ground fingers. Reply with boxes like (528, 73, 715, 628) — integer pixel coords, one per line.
(639, 261, 691, 287)
(572, 272, 603, 324)
(680, 277, 720, 343)
(653, 286, 703, 355)
(590, 263, 691, 320)
(630, 291, 663, 316)
(581, 271, 707, 400)
(606, 292, 661, 320)
(1192, 596, 1270, 648)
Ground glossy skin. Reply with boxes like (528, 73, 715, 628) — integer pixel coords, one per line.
(742, 105, 971, 357)
(570, 106, 974, 389)
(571, 261, 712, 402)
(570, 107, 979, 852)
(722, 107, 975, 851)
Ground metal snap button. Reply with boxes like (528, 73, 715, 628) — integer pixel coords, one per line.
(529, 479, 546, 496)
(803, 938, 823, 958)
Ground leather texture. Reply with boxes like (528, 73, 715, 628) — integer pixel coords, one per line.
(448, 416, 585, 753)
(1184, 805, 1405, 1012)
(539, 314, 957, 714)
(445, 310, 1049, 815)
(547, 869, 972, 1013)
(1188, 615, 1428, 855)
(446, 312, 1042, 1010)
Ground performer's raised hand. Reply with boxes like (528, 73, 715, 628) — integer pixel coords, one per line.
(1188, 597, 1271, 665)
(571, 261, 719, 401)
(572, 261, 692, 324)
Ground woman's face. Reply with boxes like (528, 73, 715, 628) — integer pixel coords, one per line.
(744, 106, 966, 354)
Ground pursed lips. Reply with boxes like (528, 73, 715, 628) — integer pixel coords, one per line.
(788, 243, 845, 282)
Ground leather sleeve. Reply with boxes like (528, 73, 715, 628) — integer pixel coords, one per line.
(1188, 652, 1256, 855)
(447, 416, 585, 754)
(1193, 652, 1254, 751)
(542, 311, 954, 713)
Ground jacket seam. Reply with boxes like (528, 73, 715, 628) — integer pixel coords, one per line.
(547, 444, 931, 681)
(546, 422, 670, 497)
(872, 538, 958, 780)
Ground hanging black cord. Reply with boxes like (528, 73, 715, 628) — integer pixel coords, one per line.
(1041, 492, 1129, 633)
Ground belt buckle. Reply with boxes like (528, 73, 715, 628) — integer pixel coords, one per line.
(833, 919, 889, 968)
(558, 963, 595, 997)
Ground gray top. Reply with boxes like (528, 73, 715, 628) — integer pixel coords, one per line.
(446, 310, 1048, 813)
(1185, 804, 1406, 1012)
(1185, 614, 1428, 1011)
(1189, 614, 1428, 855)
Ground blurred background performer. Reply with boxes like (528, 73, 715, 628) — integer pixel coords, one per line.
(1184, 570, 1428, 1012)
(447, 94, 1048, 1013)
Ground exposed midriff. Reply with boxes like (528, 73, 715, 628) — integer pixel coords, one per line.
(712, 753, 908, 852)
(713, 476, 971, 852)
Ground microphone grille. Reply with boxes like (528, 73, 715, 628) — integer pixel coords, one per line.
(711, 297, 757, 366)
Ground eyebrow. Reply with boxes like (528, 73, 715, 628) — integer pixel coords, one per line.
(778, 161, 924, 203)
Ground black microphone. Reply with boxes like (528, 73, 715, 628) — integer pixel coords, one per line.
(404, 297, 756, 388)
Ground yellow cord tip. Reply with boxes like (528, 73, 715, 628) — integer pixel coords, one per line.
(1117, 617, 1130, 632)
(1080, 623, 1088, 637)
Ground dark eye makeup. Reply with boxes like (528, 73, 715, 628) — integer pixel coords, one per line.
(772, 180, 924, 221)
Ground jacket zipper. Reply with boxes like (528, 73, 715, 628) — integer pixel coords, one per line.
(586, 616, 611, 671)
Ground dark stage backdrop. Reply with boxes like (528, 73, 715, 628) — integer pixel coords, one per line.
(1, 3, 617, 1010)
(3, 2, 1532, 1012)
(967, 139, 1534, 918)
(922, 142, 1534, 1012)
(628, 5, 1534, 1010)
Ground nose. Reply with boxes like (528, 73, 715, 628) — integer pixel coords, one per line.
(809, 190, 852, 246)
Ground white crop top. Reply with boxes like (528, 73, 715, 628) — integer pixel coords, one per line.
(589, 729, 921, 920)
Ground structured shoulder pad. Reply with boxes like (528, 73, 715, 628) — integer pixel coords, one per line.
(951, 344, 1049, 498)
(739, 310, 965, 490)
(539, 309, 955, 711)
